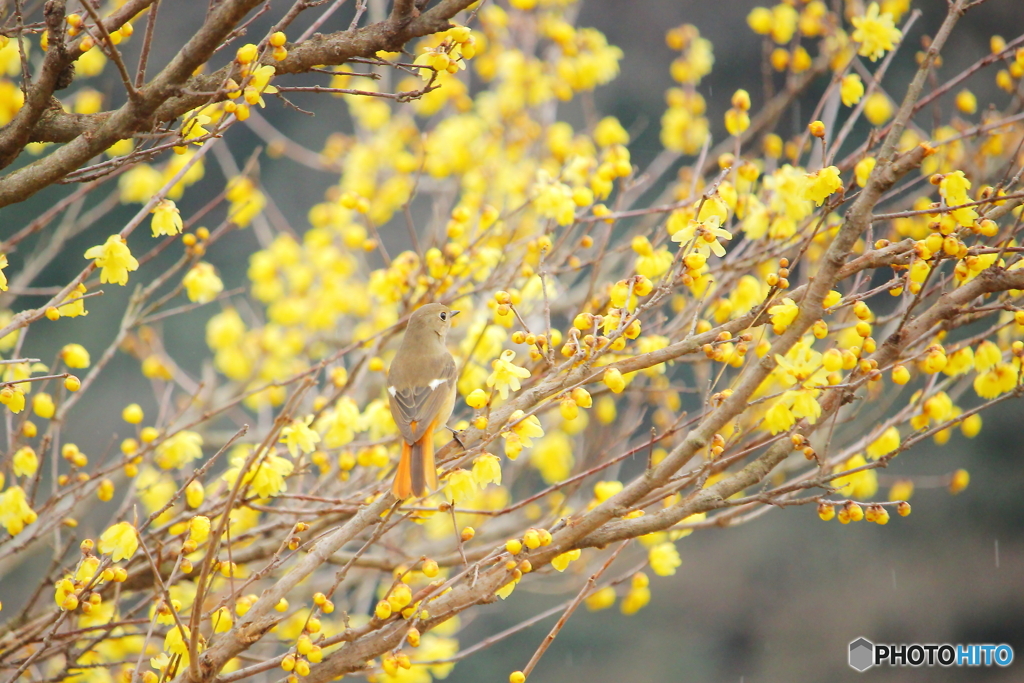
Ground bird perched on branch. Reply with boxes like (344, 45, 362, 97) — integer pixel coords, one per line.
(387, 303, 460, 499)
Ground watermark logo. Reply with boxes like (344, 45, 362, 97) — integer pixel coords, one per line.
(849, 638, 874, 672)
(849, 637, 1014, 671)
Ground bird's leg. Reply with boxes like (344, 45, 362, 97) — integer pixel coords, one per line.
(446, 425, 466, 450)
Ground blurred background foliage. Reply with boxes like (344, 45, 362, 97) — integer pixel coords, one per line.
(2, 0, 1022, 681)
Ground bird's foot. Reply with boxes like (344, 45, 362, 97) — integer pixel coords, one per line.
(446, 425, 466, 450)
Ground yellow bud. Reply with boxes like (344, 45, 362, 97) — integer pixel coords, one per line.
(121, 403, 144, 423)
(949, 469, 969, 494)
(603, 367, 625, 394)
(236, 44, 258, 63)
(891, 365, 910, 385)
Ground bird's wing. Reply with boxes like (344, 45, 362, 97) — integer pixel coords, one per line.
(388, 354, 457, 443)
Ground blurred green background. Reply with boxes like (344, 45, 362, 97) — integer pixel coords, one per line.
(2, 0, 1022, 680)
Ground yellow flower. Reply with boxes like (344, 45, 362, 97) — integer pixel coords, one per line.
(84, 234, 139, 286)
(280, 415, 320, 457)
(31, 393, 54, 419)
(585, 586, 616, 611)
(938, 170, 978, 228)
(12, 446, 38, 477)
(155, 430, 204, 470)
(54, 577, 75, 609)
(551, 548, 581, 572)
(593, 480, 623, 502)
(790, 389, 821, 424)
(764, 398, 795, 434)
(592, 116, 630, 147)
(866, 426, 900, 460)
(60, 343, 91, 369)
(851, 3, 902, 62)
(472, 453, 502, 487)
(670, 214, 733, 258)
(768, 298, 799, 334)
(973, 364, 1016, 399)
(181, 111, 212, 143)
(0, 254, 8, 292)
(603, 367, 626, 393)
(854, 156, 876, 187)
(119, 164, 164, 203)
(973, 341, 1001, 373)
(0, 485, 37, 535)
(863, 92, 893, 125)
(621, 575, 650, 615)
(840, 73, 865, 106)
(803, 166, 843, 206)
(444, 468, 477, 502)
(955, 89, 977, 115)
(833, 454, 878, 500)
(186, 480, 204, 508)
(317, 397, 361, 448)
(649, 542, 681, 576)
(225, 176, 267, 227)
(188, 515, 211, 544)
(164, 624, 202, 668)
(222, 448, 294, 498)
(486, 350, 531, 400)
(183, 262, 224, 303)
(151, 199, 184, 237)
(530, 431, 573, 483)
(533, 173, 576, 226)
(57, 283, 89, 317)
(98, 521, 139, 561)
(0, 385, 25, 414)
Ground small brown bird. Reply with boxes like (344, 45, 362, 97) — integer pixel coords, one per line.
(387, 303, 459, 499)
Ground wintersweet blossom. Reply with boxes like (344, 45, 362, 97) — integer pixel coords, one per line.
(222, 449, 294, 498)
(803, 166, 843, 206)
(183, 263, 224, 303)
(840, 74, 864, 106)
(155, 431, 204, 470)
(280, 415, 321, 457)
(486, 350, 531, 399)
(12, 446, 38, 477)
(851, 3, 902, 62)
(472, 454, 502, 486)
(98, 521, 139, 561)
(0, 485, 37, 535)
(444, 468, 477, 502)
(670, 214, 733, 257)
(84, 235, 139, 285)
(649, 542, 682, 576)
(151, 199, 183, 237)
(768, 298, 799, 334)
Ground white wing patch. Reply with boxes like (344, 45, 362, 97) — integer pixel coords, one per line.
(388, 385, 398, 397)
(428, 378, 448, 390)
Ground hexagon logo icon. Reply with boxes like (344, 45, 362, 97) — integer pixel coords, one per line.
(849, 637, 874, 672)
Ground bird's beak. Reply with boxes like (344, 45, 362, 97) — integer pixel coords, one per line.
(450, 310, 461, 317)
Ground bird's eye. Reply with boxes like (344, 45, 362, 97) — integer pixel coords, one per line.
(439, 312, 447, 321)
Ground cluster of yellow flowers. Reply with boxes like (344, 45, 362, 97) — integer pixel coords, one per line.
(2, 1, 1024, 681)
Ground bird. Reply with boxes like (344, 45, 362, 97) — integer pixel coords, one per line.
(387, 303, 460, 499)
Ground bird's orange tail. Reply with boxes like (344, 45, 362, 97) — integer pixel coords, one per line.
(393, 440, 413, 499)
(393, 419, 439, 499)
